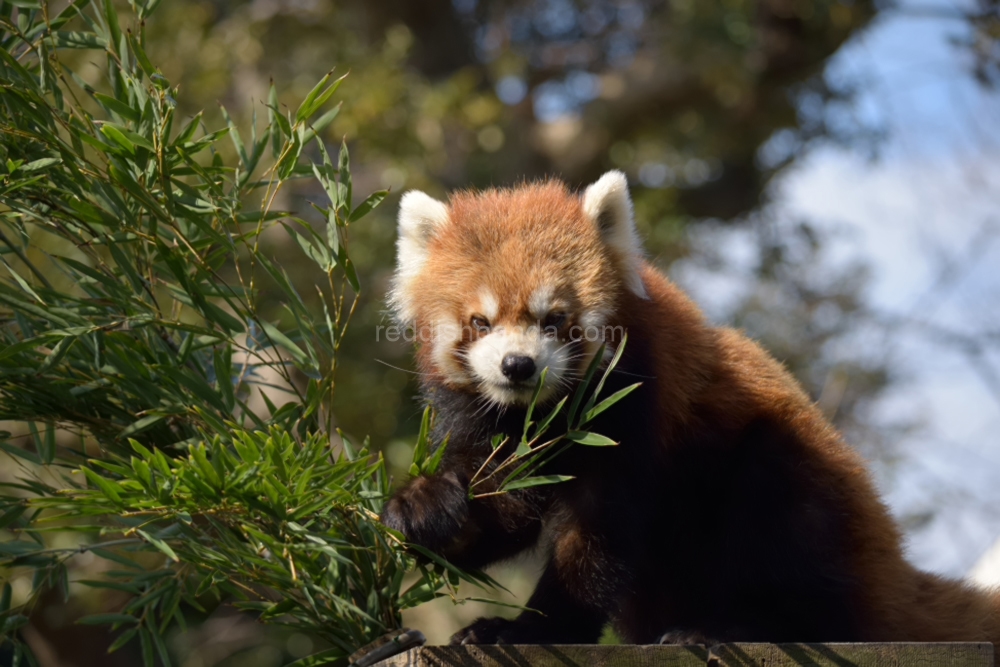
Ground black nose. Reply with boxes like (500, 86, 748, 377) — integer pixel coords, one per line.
(501, 354, 536, 383)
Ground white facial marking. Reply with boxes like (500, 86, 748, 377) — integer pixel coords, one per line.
(579, 309, 606, 331)
(466, 323, 571, 406)
(430, 317, 469, 383)
(578, 309, 610, 366)
(528, 285, 555, 320)
(479, 289, 499, 321)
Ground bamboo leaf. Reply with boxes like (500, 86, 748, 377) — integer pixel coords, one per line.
(136, 529, 179, 562)
(94, 93, 140, 122)
(258, 320, 309, 366)
(581, 334, 629, 419)
(0, 504, 27, 530)
(582, 382, 642, 424)
(48, 31, 105, 49)
(107, 627, 139, 653)
(295, 71, 346, 123)
(100, 123, 136, 153)
(300, 103, 342, 145)
(501, 475, 575, 491)
(567, 344, 605, 426)
(119, 414, 165, 438)
(77, 613, 138, 626)
(348, 188, 388, 223)
(82, 467, 123, 504)
(564, 431, 618, 447)
(19, 157, 62, 172)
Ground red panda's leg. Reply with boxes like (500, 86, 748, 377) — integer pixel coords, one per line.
(450, 560, 608, 645)
(451, 525, 627, 645)
(443, 488, 548, 569)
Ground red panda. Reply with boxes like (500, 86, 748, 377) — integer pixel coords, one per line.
(380, 171, 1000, 646)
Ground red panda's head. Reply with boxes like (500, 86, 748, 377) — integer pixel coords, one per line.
(390, 171, 648, 406)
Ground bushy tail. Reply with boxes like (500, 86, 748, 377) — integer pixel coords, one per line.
(895, 570, 1000, 644)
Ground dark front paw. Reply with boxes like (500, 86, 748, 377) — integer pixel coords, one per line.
(381, 471, 469, 552)
(452, 614, 605, 645)
(450, 617, 518, 645)
(657, 628, 719, 647)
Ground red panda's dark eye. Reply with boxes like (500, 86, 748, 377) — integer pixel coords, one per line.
(543, 312, 567, 330)
(471, 315, 491, 334)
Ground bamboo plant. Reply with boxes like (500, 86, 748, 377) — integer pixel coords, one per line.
(0, 2, 637, 665)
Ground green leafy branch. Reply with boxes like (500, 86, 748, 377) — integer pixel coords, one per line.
(466, 336, 641, 499)
(1, 430, 496, 666)
(0, 0, 386, 452)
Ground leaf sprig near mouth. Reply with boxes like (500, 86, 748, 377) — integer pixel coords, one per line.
(466, 335, 641, 499)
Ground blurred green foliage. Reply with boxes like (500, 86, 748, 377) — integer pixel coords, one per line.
(0, 1, 459, 663)
(0, 0, 388, 449)
(123, 0, 887, 450)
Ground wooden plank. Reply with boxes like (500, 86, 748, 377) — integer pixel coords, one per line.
(712, 643, 994, 666)
(375, 644, 705, 666)
(374, 643, 994, 667)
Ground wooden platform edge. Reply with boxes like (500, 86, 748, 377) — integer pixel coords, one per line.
(372, 642, 995, 667)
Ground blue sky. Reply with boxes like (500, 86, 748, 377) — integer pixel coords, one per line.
(800, 0, 1000, 577)
(689, 0, 1000, 577)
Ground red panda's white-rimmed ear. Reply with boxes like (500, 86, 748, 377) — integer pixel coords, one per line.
(390, 191, 450, 322)
(582, 170, 648, 299)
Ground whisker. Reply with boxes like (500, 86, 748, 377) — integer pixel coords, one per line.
(374, 358, 429, 377)
(552, 340, 578, 355)
(472, 396, 496, 419)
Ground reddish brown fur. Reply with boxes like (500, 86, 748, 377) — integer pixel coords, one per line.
(384, 178, 1000, 645)
(633, 266, 1000, 643)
